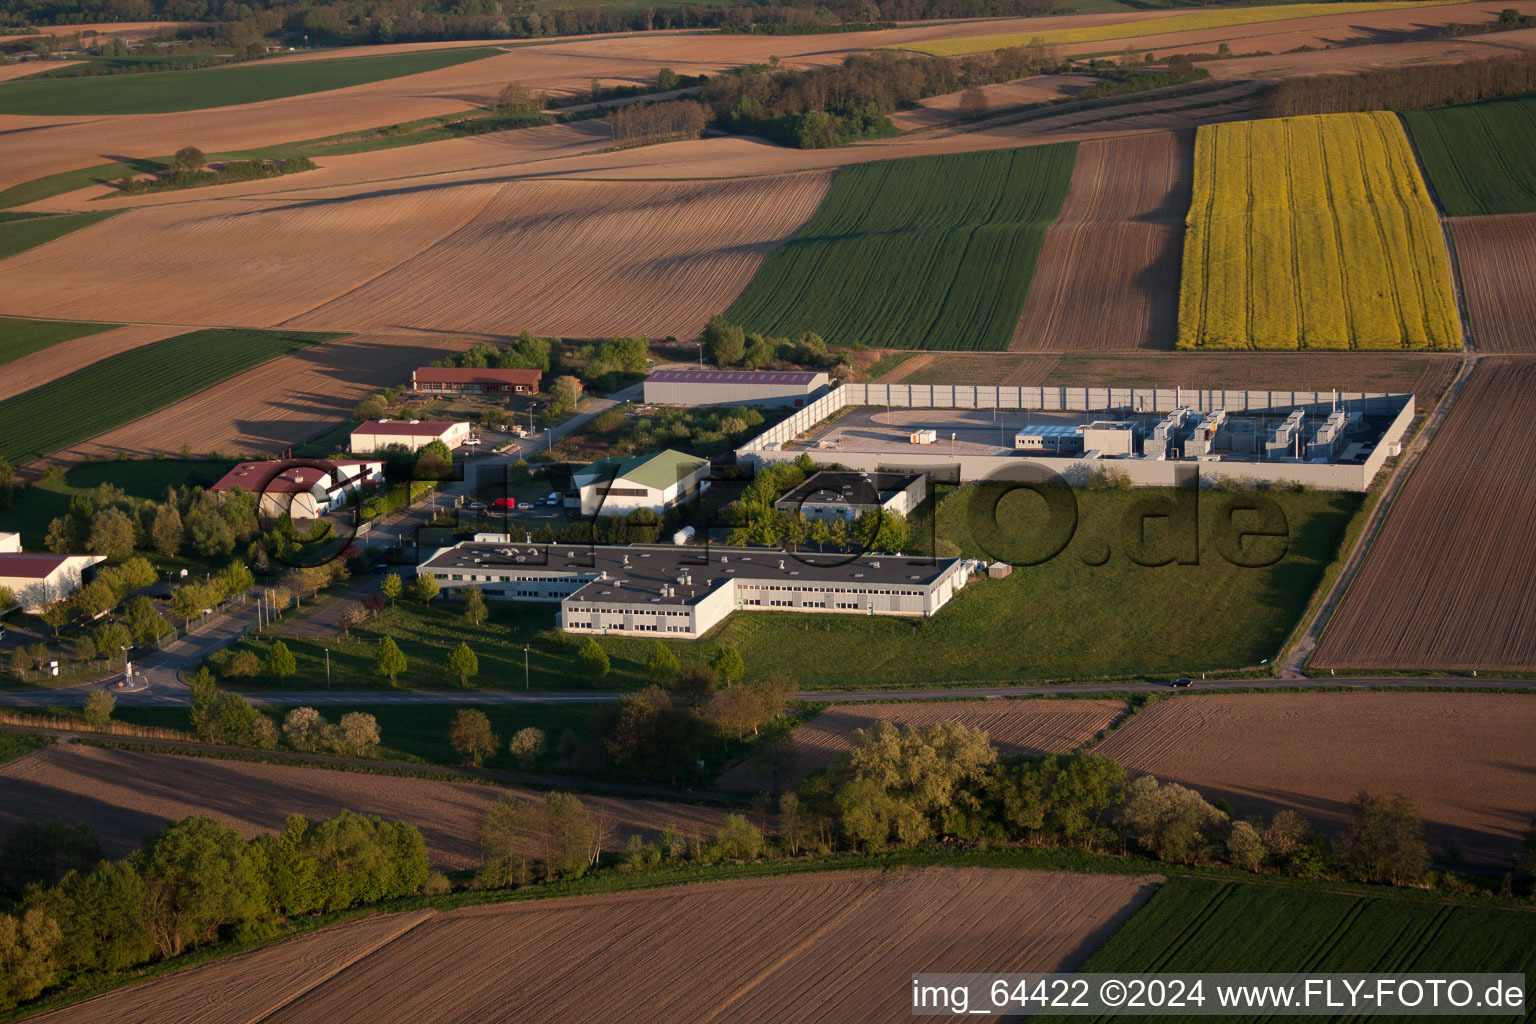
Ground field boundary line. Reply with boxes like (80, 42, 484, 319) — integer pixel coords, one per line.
(1287, 351, 1480, 676)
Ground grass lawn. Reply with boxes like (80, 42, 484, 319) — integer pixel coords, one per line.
(0, 315, 117, 367)
(0, 46, 503, 116)
(0, 459, 238, 548)
(0, 328, 338, 466)
(0, 211, 117, 261)
(234, 484, 1357, 691)
(1038, 876, 1536, 1022)
(0, 731, 53, 765)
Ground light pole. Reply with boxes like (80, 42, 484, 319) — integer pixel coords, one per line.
(325, 647, 331, 689)
(524, 643, 530, 690)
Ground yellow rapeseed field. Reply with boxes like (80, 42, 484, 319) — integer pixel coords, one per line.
(900, 1, 1458, 57)
(1176, 111, 1462, 351)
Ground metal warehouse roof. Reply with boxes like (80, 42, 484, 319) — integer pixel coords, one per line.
(648, 368, 825, 385)
(574, 449, 708, 491)
(413, 367, 541, 385)
(355, 419, 460, 436)
(0, 553, 73, 579)
(1015, 424, 1080, 437)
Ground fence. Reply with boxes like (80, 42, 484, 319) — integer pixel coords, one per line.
(735, 384, 1416, 492)
(0, 709, 192, 742)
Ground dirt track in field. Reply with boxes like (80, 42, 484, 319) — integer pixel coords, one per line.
(1096, 692, 1536, 864)
(0, 743, 730, 870)
(0, 174, 832, 340)
(0, 323, 183, 401)
(1450, 215, 1536, 353)
(1314, 357, 1536, 671)
(1012, 132, 1191, 352)
(717, 699, 1124, 793)
(34, 868, 1161, 1024)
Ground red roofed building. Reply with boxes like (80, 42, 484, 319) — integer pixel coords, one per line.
(0, 552, 108, 612)
(212, 458, 384, 519)
(412, 367, 541, 395)
(349, 418, 472, 455)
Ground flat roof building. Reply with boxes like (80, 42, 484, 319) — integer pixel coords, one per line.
(571, 449, 710, 516)
(643, 367, 830, 408)
(0, 532, 20, 554)
(418, 541, 972, 639)
(412, 367, 541, 395)
(350, 419, 472, 454)
(773, 470, 926, 522)
(0, 552, 107, 612)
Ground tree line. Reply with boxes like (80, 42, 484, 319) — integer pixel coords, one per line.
(609, 99, 710, 149)
(0, 812, 435, 1011)
(1261, 50, 1536, 117)
(701, 315, 851, 373)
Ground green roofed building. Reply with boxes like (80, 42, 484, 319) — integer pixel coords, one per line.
(571, 448, 709, 516)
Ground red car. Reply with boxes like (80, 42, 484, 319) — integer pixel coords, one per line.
(491, 498, 517, 510)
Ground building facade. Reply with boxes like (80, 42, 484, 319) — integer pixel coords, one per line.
(350, 419, 472, 454)
(412, 367, 541, 395)
(643, 368, 830, 408)
(0, 553, 108, 612)
(416, 540, 973, 639)
(571, 449, 710, 516)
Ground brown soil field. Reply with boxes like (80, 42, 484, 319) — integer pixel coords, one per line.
(51, 331, 480, 461)
(1450, 215, 1536, 354)
(40, 868, 1159, 1024)
(0, 323, 181, 401)
(0, 743, 731, 870)
(886, 72, 1096, 130)
(1096, 692, 1536, 864)
(718, 699, 1124, 793)
(0, 21, 207, 42)
(0, 61, 80, 83)
(31, 910, 438, 1024)
(1, 175, 831, 340)
(1012, 132, 1190, 352)
(1314, 356, 1536, 671)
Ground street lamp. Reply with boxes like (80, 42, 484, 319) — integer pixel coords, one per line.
(524, 643, 530, 690)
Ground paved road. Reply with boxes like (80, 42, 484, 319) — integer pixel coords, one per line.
(4, 675, 1530, 708)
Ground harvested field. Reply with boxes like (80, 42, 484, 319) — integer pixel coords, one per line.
(885, 352, 1061, 386)
(1314, 357, 1536, 671)
(718, 698, 1124, 793)
(40, 868, 1160, 1024)
(886, 73, 1097, 130)
(30, 910, 439, 1024)
(1013, 132, 1191, 352)
(0, 743, 730, 870)
(1449, 214, 1536, 352)
(0, 61, 78, 84)
(0, 323, 180, 402)
(52, 331, 484, 462)
(1178, 112, 1462, 351)
(1096, 692, 1536, 864)
(0, 175, 832, 340)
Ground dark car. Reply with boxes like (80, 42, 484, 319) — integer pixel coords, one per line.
(1169, 677, 1193, 688)
(369, 564, 389, 575)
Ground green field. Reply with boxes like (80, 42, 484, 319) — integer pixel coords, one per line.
(0, 46, 502, 116)
(0, 329, 336, 466)
(236, 484, 1357, 690)
(0, 732, 53, 765)
(0, 315, 116, 367)
(1401, 93, 1536, 216)
(0, 211, 117, 260)
(727, 146, 1077, 351)
(1042, 878, 1536, 1023)
(0, 459, 237, 548)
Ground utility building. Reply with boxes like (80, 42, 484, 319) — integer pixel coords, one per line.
(774, 470, 926, 522)
(211, 459, 384, 519)
(571, 449, 710, 516)
(643, 368, 829, 408)
(417, 541, 973, 639)
(0, 552, 107, 612)
(411, 367, 541, 395)
(350, 419, 472, 454)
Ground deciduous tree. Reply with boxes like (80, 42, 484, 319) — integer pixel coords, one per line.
(446, 641, 479, 686)
(448, 708, 498, 766)
(509, 727, 546, 768)
(374, 636, 407, 685)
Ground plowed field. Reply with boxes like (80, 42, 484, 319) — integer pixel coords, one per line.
(718, 699, 1124, 793)
(35, 868, 1160, 1024)
(1096, 692, 1536, 864)
(1449, 214, 1536, 352)
(1013, 132, 1191, 352)
(0, 175, 831, 340)
(1314, 357, 1536, 670)
(0, 744, 730, 870)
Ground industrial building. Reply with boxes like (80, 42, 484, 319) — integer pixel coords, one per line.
(211, 459, 384, 519)
(773, 471, 926, 522)
(417, 540, 972, 638)
(412, 367, 541, 396)
(643, 368, 830, 408)
(0, 552, 107, 612)
(350, 419, 472, 454)
(571, 449, 710, 516)
(0, 532, 19, 554)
